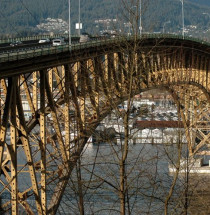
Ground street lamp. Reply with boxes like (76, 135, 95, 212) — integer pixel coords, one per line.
(76, 0, 82, 37)
(129, 5, 137, 36)
(180, 0, 184, 39)
(78, 0, 81, 36)
(163, 21, 171, 33)
(139, 0, 142, 36)
(68, 0, 71, 49)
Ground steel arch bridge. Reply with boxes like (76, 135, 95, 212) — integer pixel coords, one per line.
(0, 35, 209, 214)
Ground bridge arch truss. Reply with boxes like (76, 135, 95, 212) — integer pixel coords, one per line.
(0, 36, 209, 214)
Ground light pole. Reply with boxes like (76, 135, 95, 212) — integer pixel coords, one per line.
(163, 21, 171, 34)
(139, 0, 142, 36)
(68, 0, 71, 49)
(78, 0, 81, 36)
(129, 5, 137, 36)
(180, 0, 184, 39)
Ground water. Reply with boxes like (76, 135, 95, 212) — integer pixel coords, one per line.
(1, 136, 209, 214)
(2, 95, 209, 214)
(58, 141, 193, 215)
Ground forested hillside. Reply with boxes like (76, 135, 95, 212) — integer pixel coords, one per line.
(189, 0, 210, 6)
(0, 0, 209, 39)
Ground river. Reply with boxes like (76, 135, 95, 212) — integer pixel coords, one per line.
(57, 141, 210, 215)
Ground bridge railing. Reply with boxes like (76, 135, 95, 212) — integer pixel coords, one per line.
(0, 37, 118, 63)
(0, 34, 209, 63)
(0, 33, 209, 46)
(0, 34, 79, 44)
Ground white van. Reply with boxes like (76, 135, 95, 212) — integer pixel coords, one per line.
(52, 38, 65, 46)
(79, 34, 90, 43)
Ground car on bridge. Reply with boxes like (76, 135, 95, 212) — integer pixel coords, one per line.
(79, 33, 90, 43)
(52, 38, 66, 46)
(10, 40, 22, 47)
(38, 38, 50, 43)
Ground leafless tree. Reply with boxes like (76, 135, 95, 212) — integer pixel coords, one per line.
(54, 1, 210, 215)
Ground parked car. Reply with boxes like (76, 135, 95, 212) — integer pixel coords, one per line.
(38, 38, 50, 43)
(10, 41, 22, 47)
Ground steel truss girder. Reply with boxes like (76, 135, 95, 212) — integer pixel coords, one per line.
(0, 44, 209, 214)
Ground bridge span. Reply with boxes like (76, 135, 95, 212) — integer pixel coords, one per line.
(0, 34, 209, 214)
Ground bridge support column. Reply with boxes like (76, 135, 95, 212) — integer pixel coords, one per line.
(21, 75, 36, 117)
(117, 53, 127, 93)
(40, 70, 46, 214)
(73, 62, 79, 88)
(10, 77, 18, 215)
(86, 59, 99, 119)
(104, 54, 108, 83)
(48, 69, 53, 92)
(33, 72, 38, 114)
(207, 60, 210, 92)
(17, 81, 43, 214)
(64, 65, 70, 159)
(0, 78, 13, 177)
(79, 61, 86, 128)
(171, 84, 209, 156)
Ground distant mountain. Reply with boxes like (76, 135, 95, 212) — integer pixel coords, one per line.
(0, 0, 209, 41)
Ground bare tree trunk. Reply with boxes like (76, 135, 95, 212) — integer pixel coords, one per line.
(77, 158, 85, 215)
(119, 98, 130, 215)
(164, 118, 183, 214)
(120, 160, 126, 215)
(184, 150, 189, 215)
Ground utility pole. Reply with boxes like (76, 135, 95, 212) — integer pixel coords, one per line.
(163, 21, 171, 34)
(180, 0, 184, 39)
(129, 6, 137, 36)
(79, 0, 81, 36)
(69, 0, 71, 49)
(139, 0, 142, 36)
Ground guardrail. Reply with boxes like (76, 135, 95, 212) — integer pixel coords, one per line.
(0, 34, 209, 63)
(0, 34, 79, 44)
